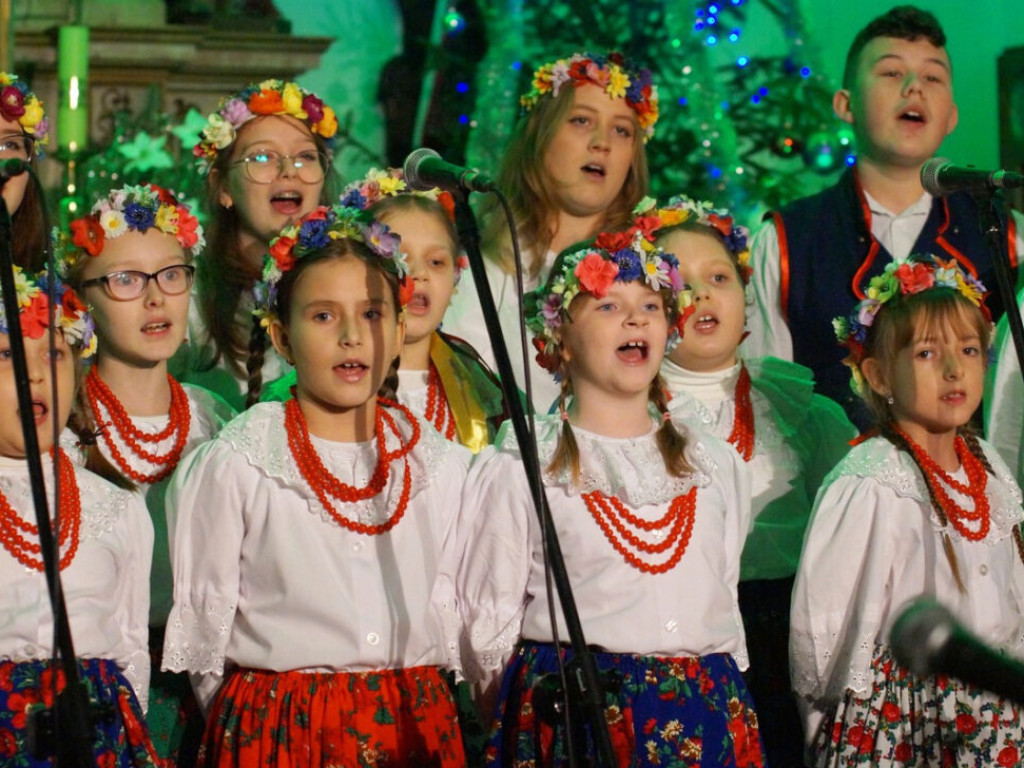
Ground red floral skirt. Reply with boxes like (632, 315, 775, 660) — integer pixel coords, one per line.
(813, 645, 1024, 767)
(0, 657, 162, 767)
(200, 665, 466, 767)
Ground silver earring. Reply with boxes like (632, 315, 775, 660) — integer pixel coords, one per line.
(887, 395, 895, 406)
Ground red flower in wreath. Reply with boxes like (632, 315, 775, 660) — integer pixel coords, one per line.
(269, 235, 297, 272)
(19, 294, 50, 339)
(70, 217, 105, 257)
(895, 262, 935, 294)
(397, 276, 415, 308)
(574, 252, 619, 298)
(594, 229, 634, 253)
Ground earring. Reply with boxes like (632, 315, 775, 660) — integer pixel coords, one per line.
(886, 394, 895, 406)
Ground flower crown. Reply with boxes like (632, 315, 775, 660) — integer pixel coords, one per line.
(337, 167, 469, 276)
(0, 72, 48, 155)
(521, 52, 659, 141)
(254, 204, 411, 323)
(525, 228, 693, 373)
(0, 268, 96, 358)
(833, 253, 990, 394)
(54, 184, 205, 277)
(193, 79, 338, 176)
(634, 195, 751, 283)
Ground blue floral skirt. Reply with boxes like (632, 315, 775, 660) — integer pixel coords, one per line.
(486, 641, 764, 767)
(812, 645, 1024, 767)
(0, 657, 161, 767)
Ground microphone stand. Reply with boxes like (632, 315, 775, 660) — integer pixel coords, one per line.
(971, 190, 1024, 392)
(0, 192, 95, 766)
(451, 190, 616, 768)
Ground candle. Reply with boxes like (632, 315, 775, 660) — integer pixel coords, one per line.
(57, 26, 89, 153)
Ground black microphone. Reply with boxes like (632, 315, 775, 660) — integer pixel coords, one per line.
(0, 158, 28, 181)
(921, 157, 1024, 196)
(890, 597, 1024, 705)
(403, 148, 495, 194)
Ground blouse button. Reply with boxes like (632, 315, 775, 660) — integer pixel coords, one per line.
(367, 632, 380, 646)
(979, 563, 989, 576)
(353, 540, 364, 552)
(664, 619, 678, 633)
(23, 644, 37, 656)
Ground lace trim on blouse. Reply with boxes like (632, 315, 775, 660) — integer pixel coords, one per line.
(162, 599, 238, 675)
(496, 414, 716, 507)
(0, 464, 131, 542)
(830, 436, 1024, 545)
(216, 401, 457, 528)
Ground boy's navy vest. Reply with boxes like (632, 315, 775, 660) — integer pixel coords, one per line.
(773, 166, 1018, 423)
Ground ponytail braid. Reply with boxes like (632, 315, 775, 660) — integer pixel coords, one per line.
(245, 314, 268, 409)
(649, 376, 692, 477)
(546, 377, 581, 485)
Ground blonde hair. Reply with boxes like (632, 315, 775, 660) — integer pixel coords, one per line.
(479, 86, 649, 279)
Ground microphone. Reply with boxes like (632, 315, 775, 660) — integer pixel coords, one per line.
(921, 157, 1024, 196)
(0, 158, 28, 181)
(403, 148, 495, 194)
(890, 597, 1024, 705)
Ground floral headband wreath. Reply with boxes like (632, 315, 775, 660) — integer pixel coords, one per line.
(0, 268, 96, 358)
(525, 227, 694, 373)
(253, 204, 412, 324)
(833, 253, 990, 396)
(54, 184, 205, 277)
(0, 72, 49, 156)
(633, 194, 751, 283)
(521, 52, 659, 142)
(337, 167, 470, 278)
(193, 79, 338, 176)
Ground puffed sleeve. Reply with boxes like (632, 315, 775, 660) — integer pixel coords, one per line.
(790, 473, 897, 735)
(742, 217, 793, 361)
(162, 438, 246, 709)
(451, 446, 535, 705)
(114, 489, 153, 711)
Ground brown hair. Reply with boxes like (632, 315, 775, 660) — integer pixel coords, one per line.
(65, 357, 136, 491)
(842, 5, 947, 89)
(245, 239, 402, 407)
(12, 172, 47, 271)
(197, 122, 338, 378)
(479, 85, 649, 279)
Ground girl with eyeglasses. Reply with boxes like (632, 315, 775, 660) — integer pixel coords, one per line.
(0, 72, 50, 270)
(56, 183, 235, 768)
(177, 79, 340, 410)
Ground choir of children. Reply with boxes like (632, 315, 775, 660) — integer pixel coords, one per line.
(2, 5, 1023, 765)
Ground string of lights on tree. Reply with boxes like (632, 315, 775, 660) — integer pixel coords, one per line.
(455, 0, 854, 220)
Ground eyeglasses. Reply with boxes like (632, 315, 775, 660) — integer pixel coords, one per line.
(0, 134, 34, 160)
(80, 264, 195, 301)
(231, 149, 327, 185)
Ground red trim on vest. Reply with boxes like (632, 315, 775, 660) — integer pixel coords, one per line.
(1009, 214, 1019, 270)
(850, 169, 879, 300)
(773, 211, 791, 323)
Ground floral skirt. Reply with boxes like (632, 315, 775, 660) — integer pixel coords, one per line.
(0, 657, 162, 767)
(813, 645, 1024, 767)
(486, 641, 765, 768)
(201, 665, 466, 767)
